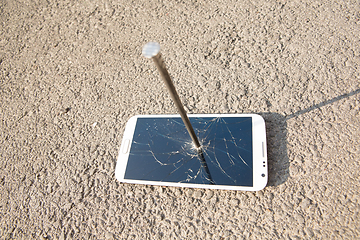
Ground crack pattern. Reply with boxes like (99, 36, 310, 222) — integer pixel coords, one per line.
(124, 116, 253, 187)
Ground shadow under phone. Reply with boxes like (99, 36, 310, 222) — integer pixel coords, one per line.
(258, 87, 360, 186)
(259, 113, 289, 186)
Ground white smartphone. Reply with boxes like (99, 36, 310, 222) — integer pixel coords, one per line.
(115, 114, 267, 191)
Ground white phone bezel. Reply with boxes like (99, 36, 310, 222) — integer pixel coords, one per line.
(115, 114, 267, 191)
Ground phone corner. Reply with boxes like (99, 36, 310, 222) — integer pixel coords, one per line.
(252, 113, 266, 122)
(114, 165, 124, 183)
(128, 115, 139, 122)
(254, 181, 268, 191)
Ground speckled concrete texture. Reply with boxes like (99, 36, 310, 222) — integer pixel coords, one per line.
(1, 0, 359, 239)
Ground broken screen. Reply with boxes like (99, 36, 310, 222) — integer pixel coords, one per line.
(124, 116, 253, 186)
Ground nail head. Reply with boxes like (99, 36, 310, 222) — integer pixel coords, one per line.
(142, 42, 161, 58)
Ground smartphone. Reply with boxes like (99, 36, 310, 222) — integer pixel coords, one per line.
(115, 114, 267, 191)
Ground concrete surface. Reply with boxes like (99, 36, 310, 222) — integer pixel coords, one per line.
(1, 0, 359, 239)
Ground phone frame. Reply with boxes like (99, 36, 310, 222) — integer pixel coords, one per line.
(115, 114, 267, 191)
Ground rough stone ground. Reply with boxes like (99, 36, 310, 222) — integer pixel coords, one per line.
(0, 0, 359, 239)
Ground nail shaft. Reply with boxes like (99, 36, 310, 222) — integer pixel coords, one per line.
(152, 53, 201, 149)
(142, 42, 214, 184)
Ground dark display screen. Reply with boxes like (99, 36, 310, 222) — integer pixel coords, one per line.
(124, 117, 253, 186)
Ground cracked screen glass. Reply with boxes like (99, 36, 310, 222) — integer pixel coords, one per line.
(124, 117, 253, 186)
